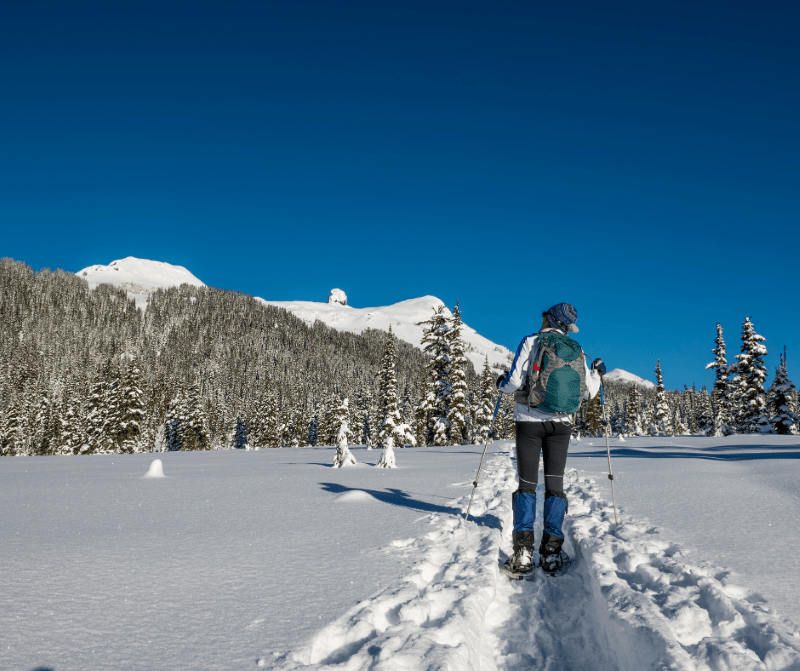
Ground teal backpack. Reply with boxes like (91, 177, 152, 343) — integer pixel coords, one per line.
(527, 333, 587, 414)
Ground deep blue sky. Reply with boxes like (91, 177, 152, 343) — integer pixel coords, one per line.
(1, 0, 798, 389)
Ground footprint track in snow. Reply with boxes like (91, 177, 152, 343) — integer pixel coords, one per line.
(270, 444, 800, 670)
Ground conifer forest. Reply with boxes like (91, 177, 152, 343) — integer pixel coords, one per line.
(0, 258, 797, 457)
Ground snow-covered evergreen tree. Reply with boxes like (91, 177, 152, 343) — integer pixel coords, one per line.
(445, 303, 469, 445)
(417, 305, 451, 446)
(474, 356, 496, 444)
(768, 355, 798, 435)
(232, 415, 248, 449)
(734, 317, 771, 433)
(332, 398, 357, 467)
(116, 358, 145, 453)
(376, 328, 414, 468)
(624, 384, 642, 435)
(705, 323, 734, 435)
(654, 360, 672, 435)
(583, 392, 603, 437)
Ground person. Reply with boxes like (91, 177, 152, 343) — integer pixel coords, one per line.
(496, 303, 604, 576)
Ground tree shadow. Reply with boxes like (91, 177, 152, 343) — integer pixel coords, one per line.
(319, 482, 502, 529)
(571, 447, 800, 461)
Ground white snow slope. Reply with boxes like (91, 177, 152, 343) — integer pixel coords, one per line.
(604, 368, 656, 388)
(4, 437, 800, 670)
(76, 257, 205, 308)
(258, 296, 513, 373)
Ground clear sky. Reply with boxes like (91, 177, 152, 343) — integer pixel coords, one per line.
(1, 0, 798, 389)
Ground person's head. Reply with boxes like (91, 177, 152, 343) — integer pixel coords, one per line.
(542, 303, 579, 333)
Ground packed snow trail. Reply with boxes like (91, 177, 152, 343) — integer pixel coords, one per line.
(273, 442, 800, 670)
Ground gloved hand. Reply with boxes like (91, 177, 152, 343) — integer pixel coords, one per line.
(592, 358, 607, 376)
(496, 373, 507, 389)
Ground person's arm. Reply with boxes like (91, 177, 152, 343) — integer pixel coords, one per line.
(498, 335, 537, 393)
(584, 356, 602, 399)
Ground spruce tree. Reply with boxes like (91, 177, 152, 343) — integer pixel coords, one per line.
(376, 327, 415, 455)
(475, 357, 496, 443)
(417, 305, 451, 445)
(445, 303, 469, 445)
(116, 358, 145, 453)
(332, 398, 357, 467)
(583, 392, 603, 437)
(734, 317, 770, 433)
(654, 360, 672, 435)
(625, 384, 642, 436)
(705, 324, 734, 435)
(232, 415, 248, 449)
(767, 355, 798, 434)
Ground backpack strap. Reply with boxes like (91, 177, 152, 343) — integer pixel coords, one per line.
(528, 335, 549, 411)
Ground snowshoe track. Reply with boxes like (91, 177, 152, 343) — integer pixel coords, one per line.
(271, 443, 800, 670)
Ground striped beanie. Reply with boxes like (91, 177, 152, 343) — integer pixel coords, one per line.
(545, 303, 579, 333)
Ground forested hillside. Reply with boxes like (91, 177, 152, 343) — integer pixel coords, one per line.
(1, 258, 797, 457)
(0, 259, 455, 455)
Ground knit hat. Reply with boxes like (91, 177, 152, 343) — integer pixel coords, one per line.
(545, 303, 579, 333)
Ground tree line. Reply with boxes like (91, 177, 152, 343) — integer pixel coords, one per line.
(1, 258, 796, 458)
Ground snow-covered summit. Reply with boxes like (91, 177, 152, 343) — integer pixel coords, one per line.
(327, 288, 347, 306)
(604, 368, 655, 388)
(258, 295, 513, 373)
(76, 257, 205, 308)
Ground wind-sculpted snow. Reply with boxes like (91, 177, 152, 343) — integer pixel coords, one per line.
(274, 444, 800, 671)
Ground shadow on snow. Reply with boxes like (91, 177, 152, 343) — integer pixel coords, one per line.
(319, 482, 502, 530)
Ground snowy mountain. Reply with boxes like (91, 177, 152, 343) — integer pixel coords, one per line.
(258, 295, 513, 373)
(76, 257, 205, 308)
(604, 368, 655, 388)
(74, 259, 512, 371)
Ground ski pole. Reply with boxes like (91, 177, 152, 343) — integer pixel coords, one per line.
(464, 394, 503, 522)
(600, 384, 619, 526)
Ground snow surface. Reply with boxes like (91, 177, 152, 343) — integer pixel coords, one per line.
(4, 437, 800, 670)
(76, 257, 206, 309)
(604, 368, 656, 388)
(258, 296, 513, 374)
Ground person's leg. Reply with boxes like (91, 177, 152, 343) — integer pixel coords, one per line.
(539, 422, 572, 565)
(512, 422, 544, 539)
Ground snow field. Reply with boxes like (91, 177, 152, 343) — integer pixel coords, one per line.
(275, 443, 800, 671)
(4, 439, 800, 670)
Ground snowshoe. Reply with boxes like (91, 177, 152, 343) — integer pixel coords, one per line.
(539, 549, 571, 577)
(500, 530, 534, 580)
(500, 546, 533, 580)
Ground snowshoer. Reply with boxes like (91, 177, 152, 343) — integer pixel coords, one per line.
(497, 303, 604, 577)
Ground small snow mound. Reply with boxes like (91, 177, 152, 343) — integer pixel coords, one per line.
(143, 459, 165, 478)
(327, 288, 347, 306)
(333, 490, 375, 503)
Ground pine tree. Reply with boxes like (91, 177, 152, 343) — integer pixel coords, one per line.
(625, 384, 643, 436)
(696, 387, 714, 435)
(705, 324, 734, 436)
(232, 415, 249, 449)
(583, 392, 603, 437)
(445, 303, 469, 445)
(332, 398, 357, 467)
(116, 358, 145, 453)
(475, 357, 496, 444)
(376, 328, 414, 468)
(734, 317, 770, 433)
(767, 354, 798, 434)
(417, 305, 451, 446)
(654, 360, 672, 435)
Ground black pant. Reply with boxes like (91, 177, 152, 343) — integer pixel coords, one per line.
(514, 421, 571, 494)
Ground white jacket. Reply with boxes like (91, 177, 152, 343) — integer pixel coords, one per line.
(498, 328, 602, 424)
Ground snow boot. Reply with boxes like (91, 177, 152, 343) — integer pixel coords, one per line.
(501, 490, 537, 578)
(502, 530, 534, 578)
(540, 491, 570, 575)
